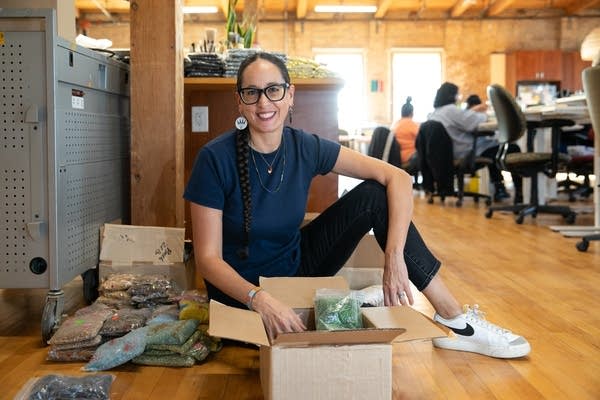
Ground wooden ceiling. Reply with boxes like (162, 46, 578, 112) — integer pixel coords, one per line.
(74, 0, 600, 22)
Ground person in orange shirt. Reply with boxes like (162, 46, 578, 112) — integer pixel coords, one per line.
(391, 97, 419, 174)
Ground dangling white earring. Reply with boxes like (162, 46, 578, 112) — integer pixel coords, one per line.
(235, 116, 248, 130)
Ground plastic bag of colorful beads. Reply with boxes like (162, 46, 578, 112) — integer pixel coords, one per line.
(46, 346, 98, 362)
(13, 373, 115, 400)
(83, 326, 149, 371)
(145, 319, 199, 346)
(99, 308, 151, 337)
(100, 273, 137, 291)
(48, 308, 113, 346)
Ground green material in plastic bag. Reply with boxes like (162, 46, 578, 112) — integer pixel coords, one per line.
(314, 288, 363, 331)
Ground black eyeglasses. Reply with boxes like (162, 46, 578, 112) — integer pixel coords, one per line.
(238, 83, 290, 105)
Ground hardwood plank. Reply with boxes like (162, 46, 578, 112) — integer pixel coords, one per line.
(0, 194, 599, 399)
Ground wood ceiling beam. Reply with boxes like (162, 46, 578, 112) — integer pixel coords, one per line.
(487, 0, 515, 16)
(451, 0, 475, 18)
(297, 0, 307, 19)
(565, 0, 600, 15)
(374, 0, 392, 19)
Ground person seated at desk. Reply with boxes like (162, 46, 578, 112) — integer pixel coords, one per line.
(428, 82, 523, 203)
(391, 96, 420, 174)
(465, 94, 485, 111)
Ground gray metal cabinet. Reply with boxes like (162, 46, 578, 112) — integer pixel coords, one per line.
(0, 8, 130, 342)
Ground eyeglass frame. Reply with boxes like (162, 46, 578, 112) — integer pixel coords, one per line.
(237, 83, 291, 105)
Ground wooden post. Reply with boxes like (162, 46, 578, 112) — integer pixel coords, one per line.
(130, 0, 184, 227)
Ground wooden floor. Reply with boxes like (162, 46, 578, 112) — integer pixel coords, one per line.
(1, 192, 599, 400)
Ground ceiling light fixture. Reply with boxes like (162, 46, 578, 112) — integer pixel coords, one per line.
(182, 6, 219, 14)
(314, 5, 377, 13)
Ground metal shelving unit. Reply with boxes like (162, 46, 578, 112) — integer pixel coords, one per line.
(0, 8, 130, 342)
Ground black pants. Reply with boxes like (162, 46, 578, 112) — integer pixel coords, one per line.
(297, 180, 441, 291)
(480, 144, 523, 193)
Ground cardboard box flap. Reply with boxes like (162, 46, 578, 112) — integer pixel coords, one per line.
(208, 300, 270, 346)
(99, 224, 184, 264)
(259, 276, 349, 308)
(272, 328, 405, 347)
(361, 306, 446, 342)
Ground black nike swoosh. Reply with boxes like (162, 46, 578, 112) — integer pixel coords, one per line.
(449, 323, 475, 336)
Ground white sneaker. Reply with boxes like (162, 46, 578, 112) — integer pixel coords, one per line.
(432, 305, 531, 359)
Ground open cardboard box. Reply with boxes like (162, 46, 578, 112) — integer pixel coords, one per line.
(209, 276, 446, 400)
(98, 223, 195, 290)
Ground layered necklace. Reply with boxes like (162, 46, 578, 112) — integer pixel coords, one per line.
(249, 136, 286, 193)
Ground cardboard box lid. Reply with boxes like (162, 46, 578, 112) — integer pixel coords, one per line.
(99, 224, 184, 264)
(208, 277, 445, 348)
(361, 306, 447, 342)
(259, 276, 349, 308)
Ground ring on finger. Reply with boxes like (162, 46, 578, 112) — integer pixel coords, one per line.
(398, 291, 407, 299)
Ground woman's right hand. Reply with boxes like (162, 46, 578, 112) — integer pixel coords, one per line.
(251, 290, 306, 341)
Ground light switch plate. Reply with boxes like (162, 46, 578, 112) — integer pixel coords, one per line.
(191, 106, 209, 132)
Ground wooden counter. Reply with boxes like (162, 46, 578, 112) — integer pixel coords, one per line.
(184, 77, 344, 237)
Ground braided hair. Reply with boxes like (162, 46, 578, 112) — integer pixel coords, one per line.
(235, 52, 291, 259)
(236, 127, 251, 259)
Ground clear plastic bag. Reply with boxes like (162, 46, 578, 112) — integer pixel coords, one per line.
(353, 285, 384, 307)
(99, 308, 151, 337)
(314, 288, 363, 331)
(47, 308, 113, 346)
(83, 326, 149, 371)
(13, 374, 114, 400)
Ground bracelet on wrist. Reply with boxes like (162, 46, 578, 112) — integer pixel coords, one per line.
(246, 286, 263, 311)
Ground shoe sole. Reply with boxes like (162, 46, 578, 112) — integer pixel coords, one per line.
(432, 337, 531, 359)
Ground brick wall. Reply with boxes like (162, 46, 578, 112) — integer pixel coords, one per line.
(88, 16, 599, 125)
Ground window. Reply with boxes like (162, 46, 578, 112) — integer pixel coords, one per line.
(391, 50, 444, 123)
(314, 50, 366, 134)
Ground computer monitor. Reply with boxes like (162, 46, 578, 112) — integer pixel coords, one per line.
(516, 80, 560, 108)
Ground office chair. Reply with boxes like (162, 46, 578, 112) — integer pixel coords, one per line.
(484, 84, 577, 224)
(416, 120, 493, 207)
(368, 126, 423, 186)
(576, 64, 600, 252)
(557, 125, 594, 201)
(368, 126, 404, 168)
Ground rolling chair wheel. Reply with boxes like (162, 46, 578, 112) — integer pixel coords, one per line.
(473, 197, 480, 204)
(485, 209, 493, 218)
(455, 199, 463, 207)
(565, 212, 576, 224)
(485, 198, 492, 206)
(576, 239, 589, 252)
(515, 215, 525, 224)
(427, 197, 434, 204)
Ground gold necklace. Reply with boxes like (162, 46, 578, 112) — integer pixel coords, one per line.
(249, 140, 282, 174)
(250, 138, 286, 193)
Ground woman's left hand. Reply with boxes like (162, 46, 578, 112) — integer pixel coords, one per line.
(382, 249, 413, 306)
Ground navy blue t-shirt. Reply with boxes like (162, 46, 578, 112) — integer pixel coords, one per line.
(184, 126, 340, 306)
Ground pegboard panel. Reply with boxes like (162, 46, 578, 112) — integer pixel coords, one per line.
(56, 159, 128, 286)
(59, 110, 129, 165)
(1, 40, 25, 151)
(0, 31, 48, 289)
(2, 168, 28, 272)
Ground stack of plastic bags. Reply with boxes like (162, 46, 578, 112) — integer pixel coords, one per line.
(286, 56, 338, 79)
(95, 273, 179, 309)
(223, 49, 287, 77)
(47, 303, 114, 362)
